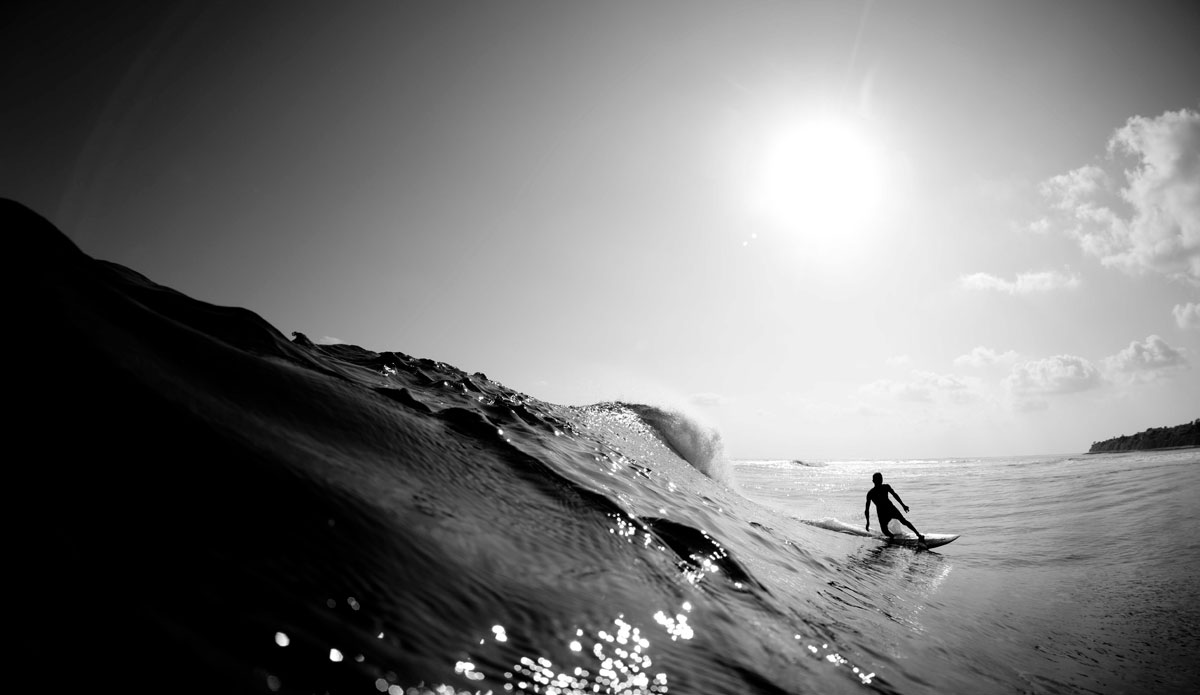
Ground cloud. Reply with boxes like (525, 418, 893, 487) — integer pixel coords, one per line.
(689, 392, 726, 407)
(1103, 334, 1189, 382)
(863, 371, 981, 405)
(1004, 355, 1104, 397)
(960, 269, 1080, 294)
(954, 346, 1019, 368)
(853, 402, 887, 417)
(863, 379, 933, 403)
(1027, 217, 1052, 234)
(1013, 398, 1049, 413)
(1175, 302, 1200, 329)
(1040, 107, 1200, 282)
(1003, 335, 1188, 406)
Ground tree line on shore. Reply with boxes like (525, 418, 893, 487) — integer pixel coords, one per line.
(1088, 419, 1200, 453)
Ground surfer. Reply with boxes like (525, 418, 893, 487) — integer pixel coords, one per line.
(865, 472, 924, 542)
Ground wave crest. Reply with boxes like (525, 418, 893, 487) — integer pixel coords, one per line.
(625, 403, 733, 485)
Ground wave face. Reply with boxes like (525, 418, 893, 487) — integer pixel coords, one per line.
(9, 199, 859, 694)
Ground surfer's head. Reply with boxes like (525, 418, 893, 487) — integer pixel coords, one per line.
(872, 472, 882, 484)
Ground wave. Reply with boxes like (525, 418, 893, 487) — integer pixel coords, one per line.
(9, 196, 1009, 695)
(623, 402, 734, 485)
(736, 458, 827, 469)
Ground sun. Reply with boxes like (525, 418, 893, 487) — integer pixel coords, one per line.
(746, 117, 885, 254)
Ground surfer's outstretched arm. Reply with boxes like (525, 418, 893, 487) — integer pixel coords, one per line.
(888, 486, 910, 512)
(864, 495, 871, 530)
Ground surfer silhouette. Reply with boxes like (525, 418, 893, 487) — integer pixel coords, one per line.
(865, 472, 924, 542)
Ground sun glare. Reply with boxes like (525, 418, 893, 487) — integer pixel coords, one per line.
(747, 117, 885, 255)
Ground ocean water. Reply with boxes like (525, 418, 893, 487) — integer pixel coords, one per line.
(735, 452, 1200, 694)
(11, 197, 1200, 695)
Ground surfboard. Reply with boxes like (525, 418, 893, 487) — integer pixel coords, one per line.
(882, 533, 959, 549)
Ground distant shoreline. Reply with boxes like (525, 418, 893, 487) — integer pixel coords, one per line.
(1085, 444, 1200, 455)
(1087, 419, 1199, 453)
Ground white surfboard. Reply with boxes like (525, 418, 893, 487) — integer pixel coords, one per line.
(882, 532, 959, 549)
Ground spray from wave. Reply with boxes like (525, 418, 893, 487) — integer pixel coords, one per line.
(624, 403, 734, 486)
(802, 517, 876, 537)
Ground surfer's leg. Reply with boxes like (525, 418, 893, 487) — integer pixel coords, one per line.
(878, 514, 895, 538)
(895, 515, 923, 540)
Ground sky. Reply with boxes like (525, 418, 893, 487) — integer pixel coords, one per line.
(4, 0, 1198, 459)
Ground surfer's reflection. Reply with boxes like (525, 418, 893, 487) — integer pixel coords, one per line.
(831, 544, 953, 633)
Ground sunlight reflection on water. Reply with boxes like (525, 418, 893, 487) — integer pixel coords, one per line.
(471, 613, 679, 695)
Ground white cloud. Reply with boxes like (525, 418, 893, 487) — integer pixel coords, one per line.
(1004, 355, 1104, 397)
(1027, 217, 1052, 234)
(1003, 336, 1189, 407)
(960, 269, 1081, 294)
(863, 371, 981, 405)
(1175, 302, 1200, 329)
(1043, 163, 1110, 212)
(689, 392, 726, 407)
(864, 379, 933, 403)
(853, 403, 887, 417)
(1103, 334, 1189, 382)
(955, 346, 1019, 368)
(1040, 107, 1200, 282)
(1013, 398, 1049, 413)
